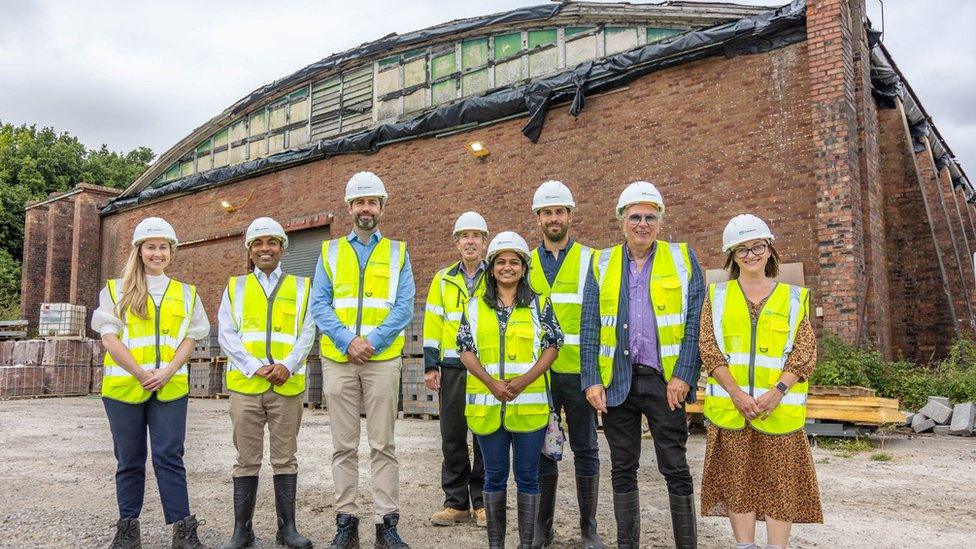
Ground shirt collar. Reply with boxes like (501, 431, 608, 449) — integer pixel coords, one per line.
(538, 238, 574, 256)
(253, 265, 282, 284)
(347, 229, 382, 245)
(624, 241, 657, 262)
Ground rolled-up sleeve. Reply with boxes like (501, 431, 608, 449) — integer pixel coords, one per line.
(310, 252, 356, 355)
(92, 285, 123, 336)
(366, 250, 416, 354)
(186, 294, 210, 341)
(580, 263, 602, 390)
(671, 247, 704, 402)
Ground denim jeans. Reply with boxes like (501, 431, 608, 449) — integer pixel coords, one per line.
(476, 427, 546, 494)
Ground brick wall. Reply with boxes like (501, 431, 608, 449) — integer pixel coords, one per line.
(20, 205, 49, 334)
(43, 199, 74, 304)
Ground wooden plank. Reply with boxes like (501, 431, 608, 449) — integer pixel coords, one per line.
(687, 391, 907, 425)
(808, 385, 876, 397)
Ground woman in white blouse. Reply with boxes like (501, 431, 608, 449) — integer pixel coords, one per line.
(92, 217, 211, 549)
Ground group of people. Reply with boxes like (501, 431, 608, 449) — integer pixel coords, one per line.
(94, 171, 822, 549)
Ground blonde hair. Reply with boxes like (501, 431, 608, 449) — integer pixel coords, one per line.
(114, 242, 173, 320)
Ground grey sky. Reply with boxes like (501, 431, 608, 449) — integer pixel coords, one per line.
(0, 1, 972, 175)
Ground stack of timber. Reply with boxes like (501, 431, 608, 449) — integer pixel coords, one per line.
(686, 385, 907, 425)
(906, 396, 976, 436)
(41, 339, 92, 396)
(0, 320, 28, 340)
(401, 356, 438, 418)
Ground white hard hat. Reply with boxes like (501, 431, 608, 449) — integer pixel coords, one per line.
(532, 180, 575, 212)
(132, 217, 178, 247)
(245, 217, 288, 249)
(616, 181, 665, 219)
(344, 171, 388, 204)
(722, 214, 775, 253)
(453, 211, 488, 236)
(486, 231, 531, 263)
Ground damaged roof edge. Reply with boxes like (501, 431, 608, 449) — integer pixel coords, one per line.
(101, 0, 805, 216)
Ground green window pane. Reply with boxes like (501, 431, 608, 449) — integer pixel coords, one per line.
(461, 38, 488, 70)
(647, 27, 681, 43)
(565, 26, 592, 37)
(432, 80, 456, 104)
(494, 32, 522, 59)
(461, 69, 489, 96)
(213, 129, 229, 148)
(402, 48, 425, 61)
(431, 53, 456, 79)
(288, 87, 308, 101)
(195, 139, 212, 155)
(528, 29, 557, 48)
(164, 163, 180, 181)
(378, 55, 399, 69)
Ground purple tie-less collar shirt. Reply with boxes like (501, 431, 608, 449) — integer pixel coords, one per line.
(626, 244, 660, 371)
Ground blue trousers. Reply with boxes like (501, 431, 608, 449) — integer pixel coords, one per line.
(538, 372, 600, 477)
(103, 394, 190, 524)
(476, 427, 546, 494)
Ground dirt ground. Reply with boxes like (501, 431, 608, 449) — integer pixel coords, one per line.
(1, 398, 974, 548)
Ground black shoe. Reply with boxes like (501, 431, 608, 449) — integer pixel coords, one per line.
(219, 476, 257, 549)
(516, 492, 540, 549)
(482, 491, 506, 549)
(326, 514, 360, 549)
(530, 474, 556, 548)
(172, 515, 210, 549)
(576, 475, 606, 549)
(612, 491, 640, 549)
(668, 492, 697, 549)
(274, 474, 313, 548)
(374, 513, 409, 549)
(109, 517, 141, 549)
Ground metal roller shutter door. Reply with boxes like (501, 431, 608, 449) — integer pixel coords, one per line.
(280, 227, 330, 279)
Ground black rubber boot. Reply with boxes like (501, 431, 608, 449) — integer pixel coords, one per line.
(530, 474, 556, 548)
(483, 491, 507, 549)
(273, 474, 313, 548)
(326, 514, 359, 549)
(516, 492, 540, 549)
(576, 475, 606, 549)
(172, 515, 210, 549)
(374, 513, 410, 548)
(219, 476, 257, 549)
(109, 517, 141, 549)
(612, 491, 640, 549)
(668, 492, 698, 549)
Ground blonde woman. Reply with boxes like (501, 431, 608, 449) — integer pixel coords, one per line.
(699, 214, 822, 549)
(91, 217, 211, 549)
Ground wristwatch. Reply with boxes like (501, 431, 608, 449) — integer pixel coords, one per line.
(774, 381, 789, 395)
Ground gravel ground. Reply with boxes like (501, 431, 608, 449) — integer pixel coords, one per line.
(1, 397, 974, 548)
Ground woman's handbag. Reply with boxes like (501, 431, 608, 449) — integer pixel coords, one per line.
(541, 372, 566, 461)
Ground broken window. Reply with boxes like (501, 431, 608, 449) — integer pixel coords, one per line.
(647, 27, 681, 43)
(528, 29, 558, 76)
(310, 65, 373, 140)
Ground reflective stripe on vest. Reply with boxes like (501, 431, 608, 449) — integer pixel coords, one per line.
(423, 261, 485, 361)
(592, 242, 692, 388)
(225, 273, 311, 396)
(529, 243, 591, 374)
(102, 278, 195, 403)
(319, 237, 406, 362)
(464, 297, 549, 436)
(703, 281, 809, 435)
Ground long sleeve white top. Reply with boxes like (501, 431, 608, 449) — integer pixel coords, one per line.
(90, 274, 210, 340)
(217, 266, 317, 377)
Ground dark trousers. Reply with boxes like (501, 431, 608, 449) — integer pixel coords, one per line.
(476, 427, 546, 494)
(103, 394, 191, 524)
(539, 371, 600, 477)
(438, 366, 485, 510)
(602, 371, 693, 496)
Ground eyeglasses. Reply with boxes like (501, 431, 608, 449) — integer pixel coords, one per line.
(733, 243, 768, 258)
(627, 213, 659, 226)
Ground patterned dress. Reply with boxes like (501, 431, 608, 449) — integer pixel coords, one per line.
(699, 294, 823, 523)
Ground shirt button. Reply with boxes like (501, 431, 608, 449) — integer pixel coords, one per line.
(623, 323, 629, 329)
(623, 350, 630, 356)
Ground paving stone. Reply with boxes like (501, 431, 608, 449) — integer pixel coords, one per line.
(928, 396, 950, 408)
(949, 402, 975, 435)
(912, 416, 936, 433)
(919, 400, 953, 425)
(933, 425, 952, 435)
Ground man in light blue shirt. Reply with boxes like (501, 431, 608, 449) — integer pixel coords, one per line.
(310, 171, 415, 549)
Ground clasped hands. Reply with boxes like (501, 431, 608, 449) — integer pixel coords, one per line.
(486, 375, 533, 402)
(732, 388, 782, 420)
(255, 363, 291, 385)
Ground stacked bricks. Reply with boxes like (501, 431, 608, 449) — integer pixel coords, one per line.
(189, 358, 224, 397)
(1, 340, 44, 397)
(401, 356, 438, 417)
(41, 339, 93, 396)
(0, 341, 14, 365)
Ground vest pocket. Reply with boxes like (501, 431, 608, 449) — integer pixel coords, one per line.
(161, 306, 186, 338)
(273, 302, 297, 332)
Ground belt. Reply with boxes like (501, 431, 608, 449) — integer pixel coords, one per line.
(632, 363, 660, 375)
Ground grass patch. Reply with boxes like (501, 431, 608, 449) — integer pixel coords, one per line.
(816, 436, 873, 452)
(870, 452, 893, 462)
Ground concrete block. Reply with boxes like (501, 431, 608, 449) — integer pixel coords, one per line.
(949, 402, 975, 435)
(912, 417, 936, 433)
(928, 396, 950, 408)
(919, 400, 953, 425)
(933, 425, 951, 435)
(904, 413, 915, 426)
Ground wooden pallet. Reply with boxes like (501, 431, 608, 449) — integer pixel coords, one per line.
(808, 385, 876, 398)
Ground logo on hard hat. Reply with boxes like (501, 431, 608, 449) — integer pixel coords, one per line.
(738, 228, 757, 236)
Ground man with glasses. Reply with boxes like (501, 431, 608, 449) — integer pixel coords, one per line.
(580, 181, 704, 549)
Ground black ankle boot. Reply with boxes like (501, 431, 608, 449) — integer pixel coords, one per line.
(374, 513, 410, 548)
(219, 476, 257, 549)
(668, 492, 697, 549)
(326, 513, 359, 549)
(172, 515, 209, 549)
(273, 474, 312, 548)
(109, 517, 141, 549)
(576, 475, 605, 549)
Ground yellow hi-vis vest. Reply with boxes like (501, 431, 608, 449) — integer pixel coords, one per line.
(530, 242, 592, 374)
(102, 278, 196, 403)
(464, 297, 550, 436)
(225, 273, 311, 396)
(592, 242, 692, 387)
(424, 261, 486, 363)
(319, 237, 407, 362)
(704, 281, 810, 435)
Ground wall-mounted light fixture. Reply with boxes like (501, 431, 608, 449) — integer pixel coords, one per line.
(467, 141, 490, 158)
(219, 189, 255, 213)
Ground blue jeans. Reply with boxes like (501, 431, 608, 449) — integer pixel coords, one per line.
(539, 372, 600, 477)
(476, 427, 546, 494)
(103, 394, 191, 524)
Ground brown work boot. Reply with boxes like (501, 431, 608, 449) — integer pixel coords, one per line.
(429, 507, 471, 526)
(474, 507, 487, 528)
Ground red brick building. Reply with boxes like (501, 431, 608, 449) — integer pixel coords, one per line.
(21, 0, 974, 363)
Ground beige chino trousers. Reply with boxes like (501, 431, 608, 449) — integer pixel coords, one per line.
(229, 389, 304, 477)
